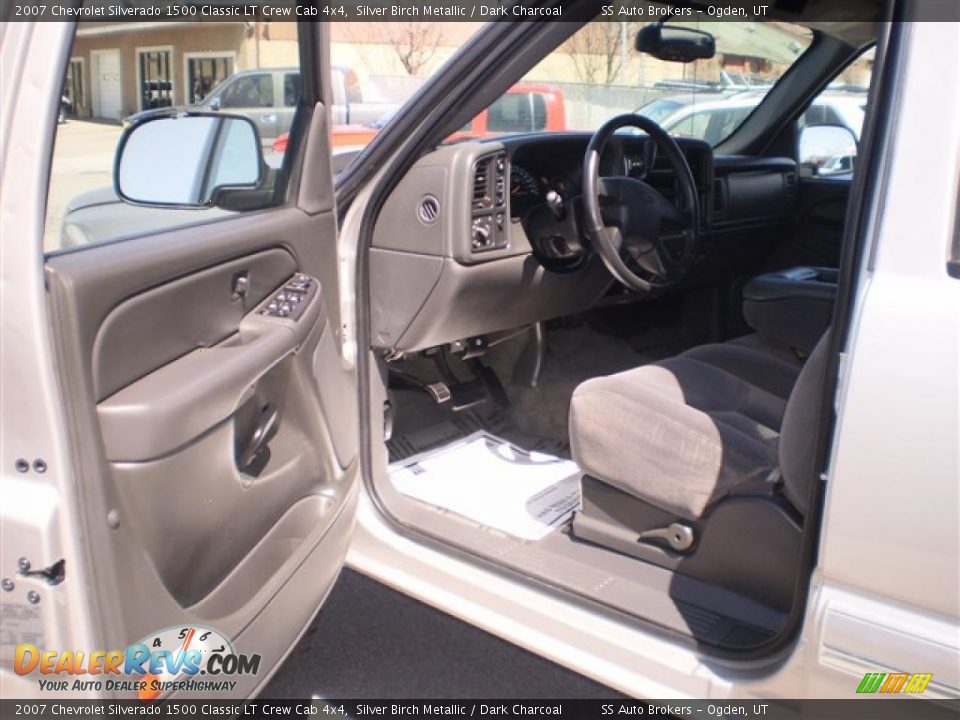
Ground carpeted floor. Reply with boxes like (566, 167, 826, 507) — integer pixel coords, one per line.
(386, 321, 653, 462)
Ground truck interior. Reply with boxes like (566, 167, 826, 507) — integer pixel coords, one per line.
(356, 2, 886, 654)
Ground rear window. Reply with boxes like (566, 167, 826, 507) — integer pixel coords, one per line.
(220, 74, 274, 108)
(284, 73, 301, 107)
(487, 93, 548, 133)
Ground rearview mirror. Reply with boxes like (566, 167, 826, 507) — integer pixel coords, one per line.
(635, 24, 716, 63)
(115, 113, 263, 207)
(799, 124, 858, 177)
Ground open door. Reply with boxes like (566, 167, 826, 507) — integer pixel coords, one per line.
(6, 22, 357, 699)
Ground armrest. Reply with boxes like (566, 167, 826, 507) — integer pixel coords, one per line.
(98, 321, 296, 462)
(742, 266, 837, 353)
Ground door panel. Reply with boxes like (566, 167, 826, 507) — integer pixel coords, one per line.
(796, 175, 851, 266)
(92, 248, 295, 401)
(769, 176, 851, 269)
(45, 201, 357, 688)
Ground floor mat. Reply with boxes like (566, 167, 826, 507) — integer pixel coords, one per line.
(389, 431, 581, 541)
(387, 399, 569, 463)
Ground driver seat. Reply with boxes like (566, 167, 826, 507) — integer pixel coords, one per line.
(569, 331, 829, 610)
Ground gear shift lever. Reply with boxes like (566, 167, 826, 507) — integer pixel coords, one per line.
(545, 190, 565, 220)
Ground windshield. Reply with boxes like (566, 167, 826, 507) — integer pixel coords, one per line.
(450, 19, 815, 147)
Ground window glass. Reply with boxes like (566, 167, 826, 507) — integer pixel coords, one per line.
(138, 49, 174, 110)
(64, 59, 85, 118)
(487, 93, 549, 133)
(220, 74, 274, 108)
(284, 73, 301, 107)
(344, 69, 364, 104)
(328, 22, 486, 158)
(671, 111, 711, 141)
(457, 19, 813, 147)
(187, 55, 234, 104)
(45, 22, 301, 253)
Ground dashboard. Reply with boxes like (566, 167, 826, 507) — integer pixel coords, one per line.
(369, 133, 799, 353)
(506, 134, 713, 220)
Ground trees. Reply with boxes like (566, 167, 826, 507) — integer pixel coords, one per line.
(562, 21, 637, 85)
(372, 22, 445, 76)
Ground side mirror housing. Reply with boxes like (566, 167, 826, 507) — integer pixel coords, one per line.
(799, 124, 858, 177)
(115, 112, 264, 208)
(636, 24, 716, 63)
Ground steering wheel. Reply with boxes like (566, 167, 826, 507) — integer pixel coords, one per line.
(582, 114, 701, 293)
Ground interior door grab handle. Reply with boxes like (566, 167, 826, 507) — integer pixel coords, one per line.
(237, 404, 279, 472)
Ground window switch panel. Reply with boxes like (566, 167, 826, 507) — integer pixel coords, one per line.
(259, 273, 315, 321)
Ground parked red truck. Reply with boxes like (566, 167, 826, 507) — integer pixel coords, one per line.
(273, 82, 566, 152)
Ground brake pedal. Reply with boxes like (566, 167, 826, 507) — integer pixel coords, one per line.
(425, 382, 452, 404)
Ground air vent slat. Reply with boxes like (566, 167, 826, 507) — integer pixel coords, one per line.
(418, 195, 440, 224)
(712, 179, 725, 219)
(784, 171, 798, 200)
(472, 159, 491, 210)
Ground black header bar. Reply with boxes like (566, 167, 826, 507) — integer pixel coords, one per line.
(2, 0, 960, 23)
(1, 699, 959, 719)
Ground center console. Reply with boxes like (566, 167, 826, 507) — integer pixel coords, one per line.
(742, 266, 838, 353)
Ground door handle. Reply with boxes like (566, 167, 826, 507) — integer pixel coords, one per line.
(237, 404, 279, 473)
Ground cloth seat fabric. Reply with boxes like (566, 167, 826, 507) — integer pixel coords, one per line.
(569, 334, 804, 521)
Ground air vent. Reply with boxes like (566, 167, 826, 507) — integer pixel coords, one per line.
(418, 195, 440, 224)
(472, 159, 490, 210)
(712, 179, 725, 219)
(783, 171, 798, 200)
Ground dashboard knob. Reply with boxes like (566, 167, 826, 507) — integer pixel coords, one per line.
(472, 225, 490, 248)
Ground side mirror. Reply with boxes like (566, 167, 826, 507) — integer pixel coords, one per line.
(799, 124, 858, 177)
(115, 113, 264, 208)
(635, 24, 715, 63)
(208, 96, 221, 111)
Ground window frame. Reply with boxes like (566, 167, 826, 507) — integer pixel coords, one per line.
(66, 56, 86, 115)
(183, 51, 237, 106)
(135, 44, 175, 112)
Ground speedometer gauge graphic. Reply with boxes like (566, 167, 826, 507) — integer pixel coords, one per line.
(134, 625, 234, 701)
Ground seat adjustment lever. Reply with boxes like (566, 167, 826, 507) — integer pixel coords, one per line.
(638, 523, 695, 552)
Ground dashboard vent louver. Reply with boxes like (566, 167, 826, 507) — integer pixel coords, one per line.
(712, 179, 725, 219)
(784, 171, 798, 200)
(472, 160, 490, 210)
(418, 195, 440, 224)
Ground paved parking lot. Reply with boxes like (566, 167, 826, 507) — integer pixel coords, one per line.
(45, 120, 122, 251)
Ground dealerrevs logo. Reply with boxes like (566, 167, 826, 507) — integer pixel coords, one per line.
(14, 625, 260, 700)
